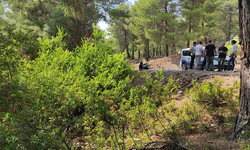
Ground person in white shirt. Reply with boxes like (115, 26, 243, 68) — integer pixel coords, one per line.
(194, 41, 204, 69)
(227, 40, 238, 71)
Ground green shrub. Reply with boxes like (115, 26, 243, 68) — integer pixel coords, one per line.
(0, 24, 181, 149)
(0, 26, 41, 150)
(115, 71, 179, 149)
(0, 24, 134, 149)
(0, 25, 39, 113)
(185, 78, 239, 115)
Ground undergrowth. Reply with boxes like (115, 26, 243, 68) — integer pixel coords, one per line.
(0, 24, 241, 150)
(186, 78, 239, 117)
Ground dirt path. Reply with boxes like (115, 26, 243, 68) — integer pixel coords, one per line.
(129, 55, 181, 71)
(129, 54, 241, 72)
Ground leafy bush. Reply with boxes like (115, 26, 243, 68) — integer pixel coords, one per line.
(0, 25, 39, 113)
(111, 71, 179, 149)
(0, 24, 132, 149)
(185, 78, 239, 115)
(0, 24, 182, 149)
(0, 25, 40, 149)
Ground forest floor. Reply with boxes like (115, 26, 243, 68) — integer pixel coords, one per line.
(128, 56, 243, 149)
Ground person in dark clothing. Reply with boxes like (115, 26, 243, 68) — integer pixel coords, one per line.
(218, 43, 228, 71)
(201, 48, 206, 70)
(139, 61, 150, 70)
(203, 40, 217, 71)
(189, 42, 197, 69)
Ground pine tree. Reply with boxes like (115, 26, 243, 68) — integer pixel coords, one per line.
(233, 0, 250, 140)
(215, 0, 238, 41)
(1, 0, 128, 53)
(58, 0, 126, 19)
(129, 0, 150, 60)
(126, 16, 138, 59)
(108, 4, 131, 59)
(199, 0, 220, 44)
(179, 0, 202, 47)
(129, 0, 179, 59)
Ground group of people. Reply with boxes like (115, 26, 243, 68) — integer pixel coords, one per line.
(189, 40, 238, 71)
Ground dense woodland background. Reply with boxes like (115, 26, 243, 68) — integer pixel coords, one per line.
(0, 0, 238, 60)
(0, 0, 246, 149)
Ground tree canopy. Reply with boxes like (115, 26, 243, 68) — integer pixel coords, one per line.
(108, 0, 238, 59)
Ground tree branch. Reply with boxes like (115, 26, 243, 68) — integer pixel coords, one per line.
(0, 17, 10, 25)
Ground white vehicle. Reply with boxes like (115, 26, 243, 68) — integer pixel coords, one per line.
(180, 48, 231, 71)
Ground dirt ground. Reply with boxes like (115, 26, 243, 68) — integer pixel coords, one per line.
(129, 54, 241, 71)
(129, 55, 242, 150)
(129, 54, 182, 70)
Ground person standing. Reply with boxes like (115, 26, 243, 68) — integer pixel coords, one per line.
(218, 43, 228, 71)
(201, 46, 206, 70)
(189, 42, 197, 69)
(227, 40, 238, 71)
(194, 41, 203, 69)
(203, 40, 216, 71)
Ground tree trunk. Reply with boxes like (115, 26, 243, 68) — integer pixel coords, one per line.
(153, 48, 155, 57)
(165, 45, 169, 57)
(229, 7, 232, 41)
(156, 46, 158, 56)
(160, 46, 162, 56)
(187, 20, 191, 48)
(138, 46, 140, 58)
(201, 21, 208, 45)
(233, 0, 250, 139)
(187, 0, 195, 48)
(165, 2, 169, 57)
(146, 39, 149, 61)
(172, 43, 176, 54)
(126, 46, 130, 59)
(124, 29, 131, 59)
(132, 44, 134, 59)
(203, 35, 208, 45)
(144, 46, 147, 59)
(172, 28, 176, 54)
